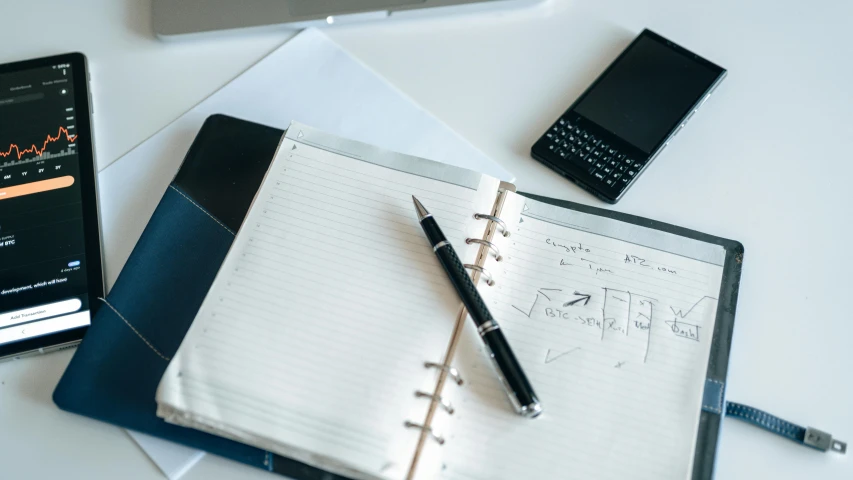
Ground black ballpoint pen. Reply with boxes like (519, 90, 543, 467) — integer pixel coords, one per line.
(412, 196, 542, 418)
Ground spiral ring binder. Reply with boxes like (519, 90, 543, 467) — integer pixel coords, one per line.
(465, 238, 502, 261)
(407, 187, 516, 479)
(415, 391, 455, 414)
(464, 264, 494, 286)
(404, 421, 445, 445)
(424, 362, 464, 385)
(474, 213, 510, 237)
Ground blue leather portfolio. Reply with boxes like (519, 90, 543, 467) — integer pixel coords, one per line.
(53, 114, 343, 479)
(54, 115, 743, 479)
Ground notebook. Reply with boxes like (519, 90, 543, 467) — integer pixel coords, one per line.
(54, 112, 512, 480)
(155, 122, 743, 480)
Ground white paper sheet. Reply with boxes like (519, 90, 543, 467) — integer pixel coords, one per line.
(126, 431, 205, 480)
(98, 28, 512, 479)
(97, 27, 513, 290)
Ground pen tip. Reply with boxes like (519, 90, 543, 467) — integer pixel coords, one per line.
(412, 196, 429, 220)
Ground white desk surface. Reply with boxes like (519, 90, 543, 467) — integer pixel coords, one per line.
(1, 1, 851, 479)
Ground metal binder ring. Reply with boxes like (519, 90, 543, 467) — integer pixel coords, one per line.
(404, 421, 445, 445)
(465, 238, 502, 261)
(424, 362, 464, 385)
(473, 213, 510, 237)
(464, 264, 494, 286)
(415, 391, 455, 414)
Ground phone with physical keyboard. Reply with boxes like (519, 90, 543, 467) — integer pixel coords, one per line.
(531, 29, 726, 204)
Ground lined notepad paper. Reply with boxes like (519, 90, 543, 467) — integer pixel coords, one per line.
(157, 123, 733, 480)
(157, 124, 500, 480)
(433, 192, 726, 480)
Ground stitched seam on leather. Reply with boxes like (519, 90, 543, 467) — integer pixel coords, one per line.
(716, 379, 724, 412)
(728, 403, 800, 440)
(169, 185, 235, 236)
(99, 298, 171, 362)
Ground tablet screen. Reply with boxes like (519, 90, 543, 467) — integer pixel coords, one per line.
(0, 62, 93, 347)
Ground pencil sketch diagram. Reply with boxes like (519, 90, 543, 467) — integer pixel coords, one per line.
(598, 287, 656, 361)
(664, 295, 716, 342)
(544, 347, 581, 364)
(511, 285, 717, 364)
(511, 288, 562, 318)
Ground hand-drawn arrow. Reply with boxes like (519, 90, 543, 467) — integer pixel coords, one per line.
(563, 291, 591, 307)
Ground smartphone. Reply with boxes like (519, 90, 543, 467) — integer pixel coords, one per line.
(531, 29, 726, 204)
(0, 52, 104, 361)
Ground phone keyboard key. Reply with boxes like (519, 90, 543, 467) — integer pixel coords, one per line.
(541, 117, 642, 193)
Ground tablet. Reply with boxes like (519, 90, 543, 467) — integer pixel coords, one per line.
(0, 53, 104, 361)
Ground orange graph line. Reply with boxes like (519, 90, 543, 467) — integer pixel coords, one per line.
(0, 126, 78, 160)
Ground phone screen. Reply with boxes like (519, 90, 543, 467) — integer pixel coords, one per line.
(574, 35, 721, 154)
(0, 62, 94, 347)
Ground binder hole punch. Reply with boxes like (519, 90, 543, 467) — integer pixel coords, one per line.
(474, 213, 510, 237)
(464, 264, 494, 286)
(404, 421, 445, 445)
(424, 362, 463, 385)
(414, 391, 455, 414)
(465, 238, 502, 261)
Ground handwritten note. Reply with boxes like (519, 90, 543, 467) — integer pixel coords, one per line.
(435, 192, 726, 480)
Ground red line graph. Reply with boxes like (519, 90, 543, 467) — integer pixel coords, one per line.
(0, 126, 78, 160)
